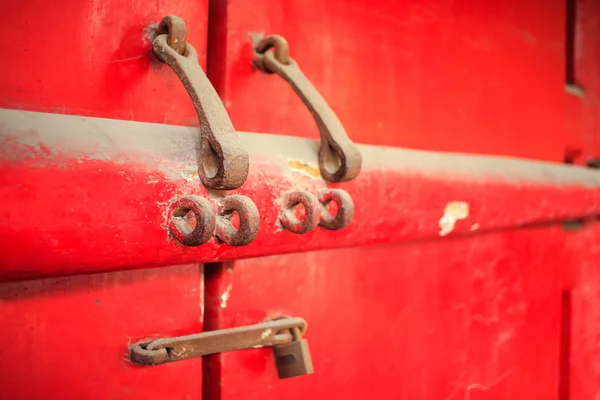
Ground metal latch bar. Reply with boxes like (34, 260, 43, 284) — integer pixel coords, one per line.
(130, 317, 307, 365)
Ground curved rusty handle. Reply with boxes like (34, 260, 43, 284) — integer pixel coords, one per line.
(153, 16, 249, 190)
(253, 35, 362, 183)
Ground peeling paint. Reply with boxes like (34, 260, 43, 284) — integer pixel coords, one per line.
(181, 167, 199, 182)
(220, 284, 232, 309)
(439, 201, 469, 236)
(288, 159, 321, 178)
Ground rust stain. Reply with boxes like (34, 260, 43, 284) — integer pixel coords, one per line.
(288, 160, 321, 178)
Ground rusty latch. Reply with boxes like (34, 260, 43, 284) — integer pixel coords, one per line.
(130, 317, 313, 379)
(253, 35, 362, 183)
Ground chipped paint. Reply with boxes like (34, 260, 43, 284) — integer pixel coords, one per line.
(439, 201, 469, 236)
(288, 159, 321, 178)
(220, 284, 232, 309)
(470, 223, 480, 231)
(181, 167, 200, 182)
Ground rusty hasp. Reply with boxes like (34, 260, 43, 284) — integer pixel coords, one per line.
(129, 317, 310, 372)
(318, 189, 355, 230)
(153, 15, 249, 190)
(280, 191, 321, 234)
(215, 195, 260, 246)
(168, 196, 215, 246)
(253, 35, 362, 183)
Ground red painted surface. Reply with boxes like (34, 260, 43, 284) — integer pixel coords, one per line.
(205, 227, 573, 399)
(204, 1, 600, 400)
(2, 110, 600, 280)
(209, 0, 566, 161)
(0, 264, 204, 399)
(564, 0, 600, 163)
(0, 2, 210, 399)
(0, 0, 599, 399)
(0, 0, 206, 127)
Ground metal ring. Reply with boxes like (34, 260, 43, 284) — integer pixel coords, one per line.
(129, 343, 169, 365)
(157, 15, 187, 55)
(279, 191, 320, 234)
(318, 189, 354, 230)
(168, 196, 215, 246)
(253, 35, 291, 73)
(215, 195, 260, 246)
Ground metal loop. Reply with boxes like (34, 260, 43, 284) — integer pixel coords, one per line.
(215, 195, 260, 246)
(252, 34, 362, 183)
(253, 35, 291, 73)
(168, 196, 215, 246)
(279, 191, 320, 234)
(157, 15, 187, 55)
(318, 189, 354, 230)
(129, 342, 169, 365)
(153, 16, 249, 190)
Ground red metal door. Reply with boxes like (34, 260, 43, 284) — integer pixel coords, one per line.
(1, 1, 600, 399)
(202, 1, 600, 399)
(0, 1, 208, 398)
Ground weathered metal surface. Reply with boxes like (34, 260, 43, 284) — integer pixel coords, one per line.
(279, 189, 354, 233)
(168, 196, 215, 246)
(1, 1, 600, 400)
(204, 2, 600, 399)
(156, 15, 187, 56)
(130, 317, 306, 365)
(153, 17, 248, 190)
(206, 226, 585, 399)
(215, 195, 260, 246)
(254, 35, 362, 183)
(273, 327, 314, 379)
(3, 109, 600, 280)
(0, 0, 208, 126)
(317, 189, 354, 230)
(280, 191, 321, 234)
(0, 264, 205, 399)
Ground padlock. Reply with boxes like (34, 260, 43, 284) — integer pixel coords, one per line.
(272, 327, 314, 379)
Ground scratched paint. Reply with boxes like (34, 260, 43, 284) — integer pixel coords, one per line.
(220, 284, 232, 308)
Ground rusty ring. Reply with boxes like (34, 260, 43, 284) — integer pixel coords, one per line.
(129, 343, 169, 365)
(253, 35, 291, 73)
(168, 196, 216, 246)
(279, 191, 321, 234)
(157, 15, 187, 55)
(318, 189, 355, 230)
(215, 195, 260, 246)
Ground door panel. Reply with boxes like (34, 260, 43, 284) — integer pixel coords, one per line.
(0, 0, 207, 127)
(209, 0, 566, 160)
(205, 228, 567, 399)
(0, 264, 204, 399)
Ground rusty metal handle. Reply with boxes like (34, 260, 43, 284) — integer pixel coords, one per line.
(253, 35, 362, 183)
(153, 16, 249, 190)
(130, 317, 307, 365)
